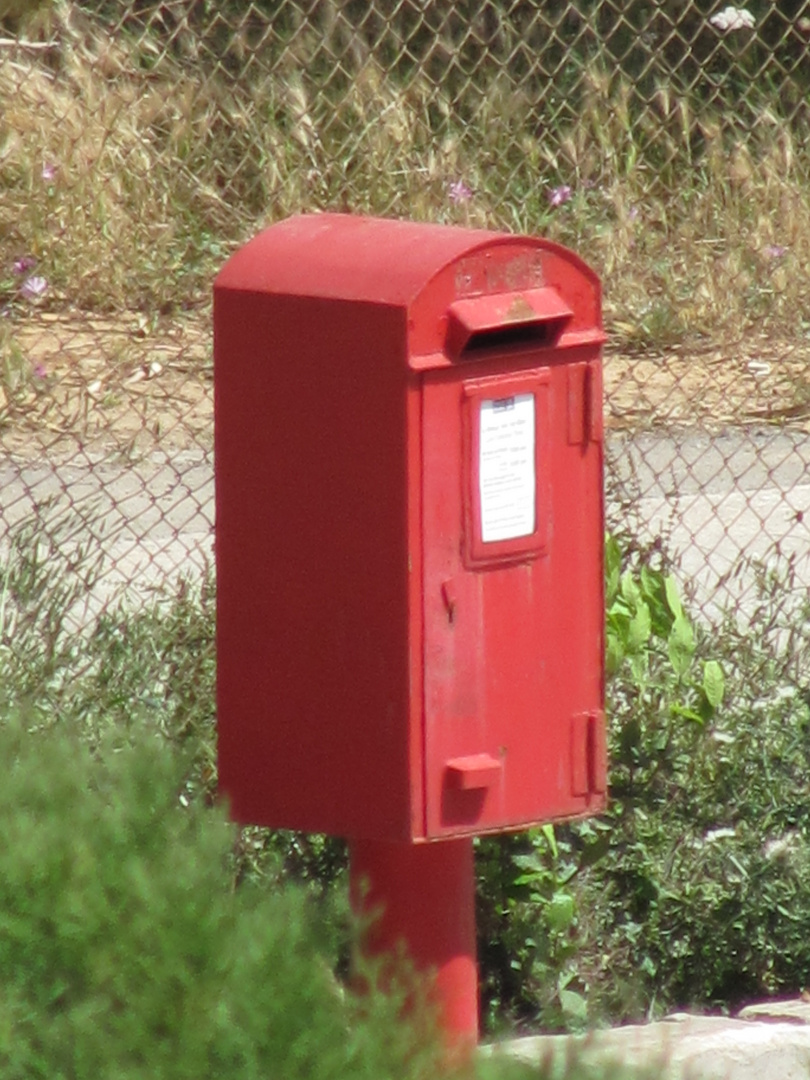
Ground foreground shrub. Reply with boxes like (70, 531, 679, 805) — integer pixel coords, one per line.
(0, 716, 642, 1079)
(0, 720, 446, 1080)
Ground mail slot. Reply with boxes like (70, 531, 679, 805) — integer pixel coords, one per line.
(214, 213, 606, 842)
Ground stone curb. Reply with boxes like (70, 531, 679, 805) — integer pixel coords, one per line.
(489, 999, 810, 1079)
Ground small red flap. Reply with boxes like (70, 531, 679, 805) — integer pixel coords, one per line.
(588, 360, 604, 444)
(445, 754, 503, 791)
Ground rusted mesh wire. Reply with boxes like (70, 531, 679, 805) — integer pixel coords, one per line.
(1, 0, 809, 627)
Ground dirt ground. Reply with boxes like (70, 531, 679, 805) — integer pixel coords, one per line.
(606, 333, 810, 431)
(2, 313, 809, 456)
(0, 311, 212, 456)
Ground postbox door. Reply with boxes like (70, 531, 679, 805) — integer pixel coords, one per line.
(421, 362, 604, 838)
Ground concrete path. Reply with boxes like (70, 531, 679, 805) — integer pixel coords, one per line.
(492, 999, 810, 1079)
(608, 426, 810, 617)
(1, 425, 809, 622)
(0, 446, 214, 619)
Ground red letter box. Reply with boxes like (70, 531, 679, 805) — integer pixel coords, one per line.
(214, 213, 606, 843)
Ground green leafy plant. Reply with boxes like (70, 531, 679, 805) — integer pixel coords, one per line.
(579, 538, 810, 1022)
(605, 532, 724, 724)
(475, 534, 730, 1033)
(476, 533, 810, 1033)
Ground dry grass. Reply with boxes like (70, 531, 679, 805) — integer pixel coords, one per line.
(529, 67, 810, 346)
(0, 10, 243, 312)
(2, 2, 810, 357)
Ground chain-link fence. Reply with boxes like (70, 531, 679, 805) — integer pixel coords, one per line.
(1, 0, 809, 631)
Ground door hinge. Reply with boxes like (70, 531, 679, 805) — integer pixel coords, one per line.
(571, 709, 607, 797)
(567, 361, 603, 446)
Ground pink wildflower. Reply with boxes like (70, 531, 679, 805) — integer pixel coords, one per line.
(547, 185, 573, 208)
(448, 180, 473, 203)
(20, 276, 48, 300)
(13, 256, 37, 275)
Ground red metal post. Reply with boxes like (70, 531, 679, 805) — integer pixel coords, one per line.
(349, 837, 478, 1049)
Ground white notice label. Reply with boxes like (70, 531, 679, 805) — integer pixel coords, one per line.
(479, 393, 536, 542)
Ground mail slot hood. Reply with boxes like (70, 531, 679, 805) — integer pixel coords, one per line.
(445, 288, 574, 360)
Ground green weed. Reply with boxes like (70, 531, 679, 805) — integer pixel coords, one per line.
(5, 505, 810, 1035)
(0, 508, 646, 1078)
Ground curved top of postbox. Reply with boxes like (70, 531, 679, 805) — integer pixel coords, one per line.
(215, 213, 604, 367)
